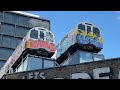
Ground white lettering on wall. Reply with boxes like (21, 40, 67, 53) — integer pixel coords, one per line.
(39, 72, 45, 79)
(34, 72, 39, 79)
(22, 72, 45, 79)
(93, 67, 111, 79)
(118, 70, 120, 79)
(72, 73, 91, 79)
(29, 72, 34, 79)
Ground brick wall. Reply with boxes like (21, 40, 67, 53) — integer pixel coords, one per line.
(3, 57, 120, 79)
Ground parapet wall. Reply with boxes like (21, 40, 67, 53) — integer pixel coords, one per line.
(3, 57, 120, 79)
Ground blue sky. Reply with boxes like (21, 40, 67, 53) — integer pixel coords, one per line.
(26, 11, 120, 59)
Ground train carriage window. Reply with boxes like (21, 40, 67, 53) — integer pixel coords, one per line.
(46, 31, 54, 42)
(87, 26, 91, 34)
(93, 27, 100, 37)
(78, 24, 85, 31)
(40, 31, 44, 41)
(30, 29, 38, 39)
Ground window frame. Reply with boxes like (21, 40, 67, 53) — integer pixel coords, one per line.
(30, 29, 38, 39)
(93, 27, 100, 37)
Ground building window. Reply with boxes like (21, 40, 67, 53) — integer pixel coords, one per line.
(16, 26, 29, 38)
(16, 38, 22, 47)
(0, 61, 6, 69)
(10, 37, 17, 49)
(0, 11, 3, 22)
(23, 57, 28, 71)
(93, 54, 104, 61)
(2, 35, 22, 49)
(0, 48, 14, 60)
(2, 36, 11, 47)
(1, 24, 15, 36)
(4, 12, 17, 24)
(79, 51, 93, 63)
(44, 60, 54, 68)
(62, 58, 69, 66)
(69, 51, 79, 65)
(17, 63, 23, 72)
(27, 56, 42, 71)
(0, 35, 2, 45)
(4, 12, 29, 27)
(28, 18, 50, 30)
(16, 15, 29, 27)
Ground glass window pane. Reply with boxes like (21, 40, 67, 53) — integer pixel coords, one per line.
(80, 51, 93, 63)
(40, 31, 44, 40)
(27, 56, 42, 71)
(28, 18, 50, 30)
(11, 37, 17, 49)
(93, 27, 100, 37)
(87, 26, 91, 34)
(30, 29, 38, 39)
(78, 24, 85, 31)
(62, 58, 69, 66)
(23, 57, 28, 71)
(0, 35, 1, 45)
(2, 36, 11, 47)
(2, 36, 17, 49)
(17, 15, 28, 27)
(16, 38, 22, 47)
(93, 54, 104, 61)
(46, 32, 54, 42)
(4, 12, 17, 24)
(69, 51, 79, 65)
(17, 64, 23, 72)
(0, 61, 6, 69)
(0, 48, 14, 60)
(1, 24, 15, 36)
(16, 26, 29, 38)
(0, 11, 3, 22)
(44, 60, 54, 68)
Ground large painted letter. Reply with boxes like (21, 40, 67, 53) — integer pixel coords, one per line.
(72, 73, 91, 79)
(93, 67, 111, 79)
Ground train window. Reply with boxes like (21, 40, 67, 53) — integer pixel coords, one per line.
(79, 51, 93, 63)
(87, 26, 91, 34)
(46, 31, 53, 42)
(93, 27, 100, 37)
(30, 29, 38, 39)
(40, 31, 44, 41)
(78, 24, 85, 31)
